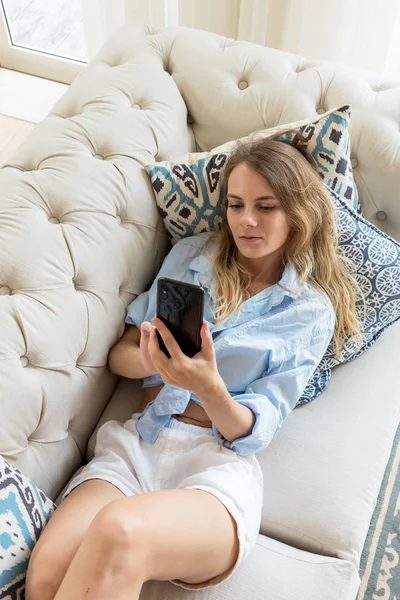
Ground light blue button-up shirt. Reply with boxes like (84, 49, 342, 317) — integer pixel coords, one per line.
(125, 232, 335, 456)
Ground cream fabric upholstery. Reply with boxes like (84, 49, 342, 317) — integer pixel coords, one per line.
(140, 535, 361, 600)
(2, 22, 400, 600)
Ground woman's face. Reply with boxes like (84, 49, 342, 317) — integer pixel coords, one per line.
(226, 162, 291, 269)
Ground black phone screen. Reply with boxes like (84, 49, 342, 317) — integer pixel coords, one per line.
(156, 277, 204, 358)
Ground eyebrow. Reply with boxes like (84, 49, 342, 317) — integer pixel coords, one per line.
(226, 194, 278, 201)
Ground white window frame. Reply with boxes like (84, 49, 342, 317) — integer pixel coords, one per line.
(0, 0, 180, 84)
(0, 1, 86, 84)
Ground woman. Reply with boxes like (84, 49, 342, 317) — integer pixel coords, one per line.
(26, 138, 363, 600)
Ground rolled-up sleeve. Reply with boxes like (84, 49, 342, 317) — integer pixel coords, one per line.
(212, 322, 334, 456)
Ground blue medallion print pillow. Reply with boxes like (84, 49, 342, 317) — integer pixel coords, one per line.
(0, 456, 56, 599)
(145, 105, 360, 245)
(297, 184, 400, 405)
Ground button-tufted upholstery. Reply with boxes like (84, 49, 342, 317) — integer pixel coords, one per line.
(1, 23, 400, 599)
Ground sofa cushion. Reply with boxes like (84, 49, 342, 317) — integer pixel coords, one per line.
(259, 319, 400, 569)
(145, 104, 360, 245)
(0, 456, 56, 597)
(139, 534, 360, 600)
(300, 185, 400, 403)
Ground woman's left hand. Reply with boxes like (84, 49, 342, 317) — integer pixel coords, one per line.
(148, 317, 223, 398)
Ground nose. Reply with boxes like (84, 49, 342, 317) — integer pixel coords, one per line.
(240, 209, 258, 227)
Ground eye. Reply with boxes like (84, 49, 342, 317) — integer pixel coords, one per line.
(227, 203, 276, 211)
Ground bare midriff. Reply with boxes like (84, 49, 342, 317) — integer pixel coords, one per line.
(138, 383, 213, 428)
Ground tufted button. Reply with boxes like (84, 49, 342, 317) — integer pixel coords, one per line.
(316, 107, 325, 114)
(0, 286, 11, 295)
(20, 356, 29, 367)
(146, 26, 159, 35)
(376, 210, 387, 221)
(238, 80, 248, 90)
(132, 103, 141, 110)
(48, 216, 60, 224)
(372, 83, 386, 92)
(116, 215, 121, 225)
(187, 115, 194, 125)
(351, 157, 358, 168)
(94, 154, 104, 160)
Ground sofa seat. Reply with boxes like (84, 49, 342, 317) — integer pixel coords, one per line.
(56, 319, 400, 578)
(141, 535, 360, 600)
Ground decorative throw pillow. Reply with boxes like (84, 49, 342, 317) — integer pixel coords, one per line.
(0, 456, 56, 598)
(297, 184, 400, 405)
(145, 105, 360, 245)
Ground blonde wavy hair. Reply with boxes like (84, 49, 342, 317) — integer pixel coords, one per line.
(202, 136, 366, 362)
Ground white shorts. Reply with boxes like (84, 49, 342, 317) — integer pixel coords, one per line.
(61, 413, 264, 590)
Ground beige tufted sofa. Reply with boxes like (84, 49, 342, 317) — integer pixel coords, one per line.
(1, 23, 400, 600)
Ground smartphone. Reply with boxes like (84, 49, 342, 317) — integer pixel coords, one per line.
(156, 277, 204, 358)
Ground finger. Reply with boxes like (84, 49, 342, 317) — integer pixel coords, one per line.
(200, 322, 214, 358)
(148, 327, 169, 369)
(141, 321, 153, 334)
(151, 317, 183, 360)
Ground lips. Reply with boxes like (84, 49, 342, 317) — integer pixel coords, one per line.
(240, 236, 261, 239)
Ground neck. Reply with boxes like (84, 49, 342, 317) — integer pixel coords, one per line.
(238, 251, 285, 285)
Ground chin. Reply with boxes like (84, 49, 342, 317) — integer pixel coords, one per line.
(238, 243, 268, 257)
(242, 249, 266, 258)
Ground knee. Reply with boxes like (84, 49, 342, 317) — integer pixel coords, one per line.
(90, 502, 150, 570)
(93, 502, 145, 544)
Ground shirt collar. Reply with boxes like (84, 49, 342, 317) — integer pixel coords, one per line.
(189, 248, 305, 302)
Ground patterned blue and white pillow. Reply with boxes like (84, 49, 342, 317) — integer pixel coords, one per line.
(0, 457, 56, 598)
(145, 105, 361, 245)
(297, 184, 400, 405)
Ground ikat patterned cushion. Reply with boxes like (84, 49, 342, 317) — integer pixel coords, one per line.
(145, 105, 360, 245)
(0, 456, 56, 598)
(297, 184, 400, 405)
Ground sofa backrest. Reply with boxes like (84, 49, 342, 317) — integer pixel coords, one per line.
(95, 24, 399, 240)
(0, 23, 399, 497)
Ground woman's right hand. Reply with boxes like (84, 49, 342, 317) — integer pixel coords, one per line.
(140, 322, 159, 376)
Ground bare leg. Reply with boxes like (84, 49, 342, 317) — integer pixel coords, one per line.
(54, 517, 146, 600)
(53, 488, 239, 600)
(25, 479, 125, 600)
